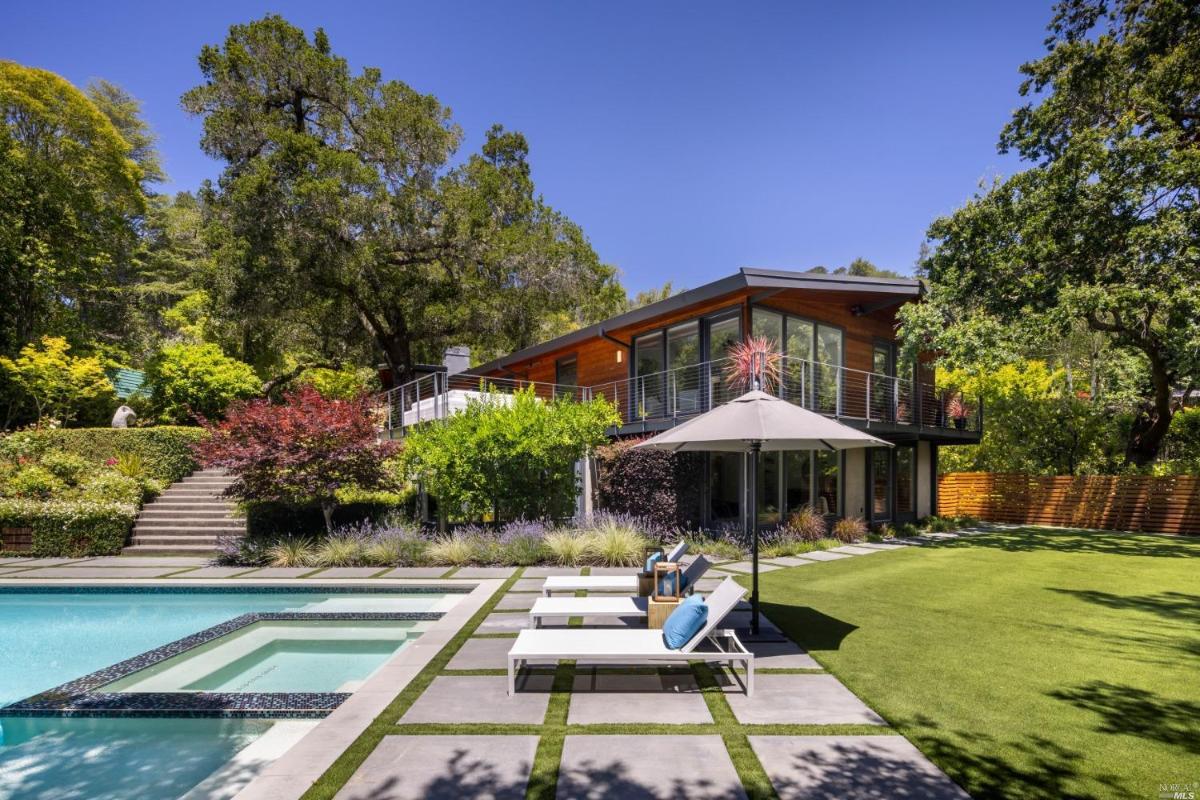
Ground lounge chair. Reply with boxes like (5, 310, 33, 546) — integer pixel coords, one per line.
(540, 541, 689, 596)
(508, 576, 754, 696)
(527, 556, 713, 627)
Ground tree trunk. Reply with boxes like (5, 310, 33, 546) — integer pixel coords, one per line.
(1126, 355, 1174, 466)
(321, 500, 336, 534)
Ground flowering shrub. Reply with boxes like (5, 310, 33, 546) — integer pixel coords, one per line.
(196, 386, 397, 532)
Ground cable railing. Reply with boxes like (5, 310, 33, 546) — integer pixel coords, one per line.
(380, 372, 588, 437)
(378, 354, 981, 436)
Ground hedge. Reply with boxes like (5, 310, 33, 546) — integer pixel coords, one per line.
(594, 437, 704, 531)
(1, 427, 204, 483)
(0, 499, 135, 557)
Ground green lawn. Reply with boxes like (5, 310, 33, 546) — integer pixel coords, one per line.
(756, 528, 1200, 800)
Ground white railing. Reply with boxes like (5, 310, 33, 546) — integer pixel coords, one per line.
(380, 372, 588, 437)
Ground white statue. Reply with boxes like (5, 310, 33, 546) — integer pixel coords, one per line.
(112, 405, 137, 428)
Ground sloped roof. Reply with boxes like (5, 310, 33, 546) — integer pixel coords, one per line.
(108, 368, 147, 400)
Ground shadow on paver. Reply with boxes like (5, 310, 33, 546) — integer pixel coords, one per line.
(335, 735, 535, 800)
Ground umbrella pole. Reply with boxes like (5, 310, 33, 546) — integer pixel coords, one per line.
(749, 441, 761, 636)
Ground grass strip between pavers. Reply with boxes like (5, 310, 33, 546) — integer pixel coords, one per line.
(525, 660, 575, 800)
(299, 569, 522, 800)
(693, 661, 777, 800)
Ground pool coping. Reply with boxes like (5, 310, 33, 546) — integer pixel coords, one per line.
(232, 579, 502, 800)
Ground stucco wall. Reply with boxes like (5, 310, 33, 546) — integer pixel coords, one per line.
(917, 441, 933, 518)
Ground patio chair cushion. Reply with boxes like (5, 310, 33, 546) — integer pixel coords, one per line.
(645, 551, 663, 573)
(662, 594, 707, 649)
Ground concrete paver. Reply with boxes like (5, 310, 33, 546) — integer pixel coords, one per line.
(522, 567, 582, 577)
(446, 637, 555, 670)
(768, 556, 817, 566)
(557, 735, 746, 800)
(507, 578, 545, 592)
(400, 676, 552, 724)
(380, 567, 451, 578)
(309, 567, 387, 578)
(452, 567, 517, 579)
(335, 734, 537, 800)
(82, 556, 211, 567)
(567, 672, 712, 725)
(495, 593, 537, 611)
(476, 612, 531, 633)
(829, 545, 880, 556)
(798, 551, 850, 562)
(749, 735, 970, 799)
(11, 566, 185, 578)
(715, 561, 782, 573)
(179, 566, 257, 578)
(724, 674, 886, 725)
(234, 567, 317, 578)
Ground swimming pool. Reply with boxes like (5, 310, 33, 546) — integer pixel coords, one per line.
(0, 586, 461, 800)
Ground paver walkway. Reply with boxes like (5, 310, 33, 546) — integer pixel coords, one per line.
(326, 553, 973, 799)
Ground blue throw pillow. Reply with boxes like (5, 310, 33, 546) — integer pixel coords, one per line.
(645, 551, 662, 573)
(662, 594, 707, 650)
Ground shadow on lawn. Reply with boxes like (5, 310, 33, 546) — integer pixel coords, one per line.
(758, 601, 857, 652)
(899, 714, 1123, 800)
(937, 528, 1200, 559)
(1049, 681, 1200, 756)
(1047, 588, 1200, 624)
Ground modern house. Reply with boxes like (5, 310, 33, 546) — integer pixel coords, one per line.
(383, 268, 981, 529)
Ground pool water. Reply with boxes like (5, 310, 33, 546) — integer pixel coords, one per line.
(0, 588, 452, 800)
(101, 620, 421, 693)
(0, 590, 444, 706)
(0, 717, 273, 800)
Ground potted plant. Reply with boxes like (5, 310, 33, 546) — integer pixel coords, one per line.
(946, 395, 970, 429)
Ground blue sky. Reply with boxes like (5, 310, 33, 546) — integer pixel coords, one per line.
(3, 1, 1051, 293)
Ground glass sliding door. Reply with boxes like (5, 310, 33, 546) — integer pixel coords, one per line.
(814, 450, 839, 516)
(756, 451, 781, 527)
(666, 322, 700, 414)
(555, 356, 577, 400)
(871, 448, 892, 521)
(784, 318, 815, 409)
(633, 331, 665, 419)
(783, 450, 811, 514)
(871, 343, 894, 421)
(706, 315, 741, 407)
(709, 452, 741, 523)
(895, 446, 915, 518)
(815, 325, 842, 415)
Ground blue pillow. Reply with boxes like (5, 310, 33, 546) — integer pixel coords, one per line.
(662, 594, 707, 650)
(645, 551, 662, 573)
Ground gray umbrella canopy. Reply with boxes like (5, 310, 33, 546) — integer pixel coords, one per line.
(635, 390, 891, 636)
(633, 390, 892, 452)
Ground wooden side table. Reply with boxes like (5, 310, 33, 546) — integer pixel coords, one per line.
(647, 597, 679, 629)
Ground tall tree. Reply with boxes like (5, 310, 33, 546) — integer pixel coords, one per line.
(182, 16, 623, 383)
(86, 79, 164, 187)
(0, 62, 145, 355)
(901, 0, 1200, 466)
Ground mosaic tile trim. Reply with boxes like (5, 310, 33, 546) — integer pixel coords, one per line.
(2, 610, 441, 719)
(0, 584, 471, 595)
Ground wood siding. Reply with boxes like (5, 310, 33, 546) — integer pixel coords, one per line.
(481, 287, 906, 387)
(937, 472, 1200, 536)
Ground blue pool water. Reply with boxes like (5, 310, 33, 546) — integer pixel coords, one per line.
(0, 588, 447, 800)
(0, 589, 442, 706)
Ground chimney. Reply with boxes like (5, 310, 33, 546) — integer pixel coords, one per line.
(443, 346, 470, 375)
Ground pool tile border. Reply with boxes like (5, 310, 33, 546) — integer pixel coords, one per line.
(3, 610, 442, 719)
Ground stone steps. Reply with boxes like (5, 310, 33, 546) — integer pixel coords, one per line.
(124, 468, 244, 555)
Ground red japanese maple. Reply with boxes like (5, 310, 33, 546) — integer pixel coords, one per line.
(195, 386, 397, 532)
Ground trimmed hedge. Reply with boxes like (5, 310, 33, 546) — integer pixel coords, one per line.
(0, 499, 135, 557)
(1, 427, 203, 483)
(594, 437, 704, 531)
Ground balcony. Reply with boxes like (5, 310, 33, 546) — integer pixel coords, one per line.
(379, 354, 981, 439)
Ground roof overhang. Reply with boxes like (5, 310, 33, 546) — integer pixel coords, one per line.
(466, 267, 922, 376)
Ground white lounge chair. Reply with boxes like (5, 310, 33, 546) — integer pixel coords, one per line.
(508, 576, 754, 696)
(540, 541, 689, 596)
(528, 556, 713, 627)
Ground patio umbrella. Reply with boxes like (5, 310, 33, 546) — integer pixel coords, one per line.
(635, 390, 891, 635)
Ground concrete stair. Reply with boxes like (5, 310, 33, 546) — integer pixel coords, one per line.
(124, 468, 245, 555)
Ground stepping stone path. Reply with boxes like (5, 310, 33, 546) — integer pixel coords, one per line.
(334, 735, 538, 800)
(125, 468, 244, 555)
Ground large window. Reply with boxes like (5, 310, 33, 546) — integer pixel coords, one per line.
(710, 448, 839, 528)
(872, 448, 891, 519)
(707, 314, 741, 406)
(555, 356, 577, 400)
(633, 331, 665, 418)
(667, 322, 701, 413)
(751, 308, 843, 413)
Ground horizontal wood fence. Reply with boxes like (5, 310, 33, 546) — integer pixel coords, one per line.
(937, 472, 1200, 536)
